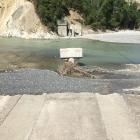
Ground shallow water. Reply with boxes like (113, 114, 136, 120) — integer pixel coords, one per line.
(0, 37, 140, 77)
(0, 37, 140, 94)
(0, 38, 140, 68)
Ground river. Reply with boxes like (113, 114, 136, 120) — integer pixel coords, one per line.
(0, 37, 140, 94)
(0, 37, 140, 79)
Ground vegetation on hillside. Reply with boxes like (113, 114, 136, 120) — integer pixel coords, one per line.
(29, 0, 140, 32)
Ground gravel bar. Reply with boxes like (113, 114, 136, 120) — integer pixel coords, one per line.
(0, 69, 140, 95)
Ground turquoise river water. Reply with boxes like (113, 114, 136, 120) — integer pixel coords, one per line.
(0, 37, 140, 72)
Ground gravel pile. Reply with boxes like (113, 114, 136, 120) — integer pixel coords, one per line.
(0, 69, 140, 95)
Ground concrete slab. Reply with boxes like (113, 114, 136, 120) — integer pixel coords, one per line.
(0, 94, 46, 140)
(123, 94, 140, 132)
(0, 96, 11, 112)
(0, 93, 139, 140)
(29, 93, 107, 140)
(0, 96, 4, 100)
(0, 95, 21, 125)
(96, 93, 140, 140)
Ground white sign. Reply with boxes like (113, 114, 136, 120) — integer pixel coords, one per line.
(60, 48, 83, 58)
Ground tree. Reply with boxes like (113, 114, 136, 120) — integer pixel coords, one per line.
(30, 0, 140, 31)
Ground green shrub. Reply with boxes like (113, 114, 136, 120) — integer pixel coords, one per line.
(29, 0, 140, 31)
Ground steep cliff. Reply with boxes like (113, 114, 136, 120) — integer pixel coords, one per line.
(0, 0, 55, 38)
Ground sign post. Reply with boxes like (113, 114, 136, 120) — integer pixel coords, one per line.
(60, 48, 83, 64)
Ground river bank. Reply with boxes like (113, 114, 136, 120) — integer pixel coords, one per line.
(1, 30, 140, 44)
(0, 68, 140, 95)
(81, 30, 140, 44)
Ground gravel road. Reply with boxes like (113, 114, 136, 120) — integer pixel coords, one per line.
(0, 69, 140, 95)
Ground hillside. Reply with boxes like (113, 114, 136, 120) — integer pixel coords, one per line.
(0, 0, 140, 38)
(0, 0, 55, 38)
(32, 0, 140, 32)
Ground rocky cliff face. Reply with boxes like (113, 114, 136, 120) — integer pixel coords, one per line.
(0, 0, 55, 39)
